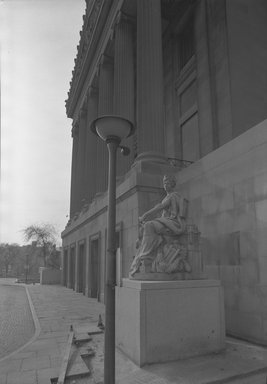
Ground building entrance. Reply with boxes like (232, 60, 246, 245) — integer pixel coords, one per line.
(78, 243, 86, 294)
(70, 246, 75, 290)
(90, 238, 99, 299)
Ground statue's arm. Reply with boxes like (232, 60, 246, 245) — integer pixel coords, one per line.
(139, 198, 170, 222)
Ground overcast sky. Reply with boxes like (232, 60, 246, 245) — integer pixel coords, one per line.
(1, 0, 85, 245)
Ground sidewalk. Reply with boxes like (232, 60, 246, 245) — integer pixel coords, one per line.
(0, 281, 267, 384)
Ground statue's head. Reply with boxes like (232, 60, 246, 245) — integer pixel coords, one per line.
(163, 174, 176, 191)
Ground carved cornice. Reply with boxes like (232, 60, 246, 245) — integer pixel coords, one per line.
(66, 0, 104, 111)
(66, 0, 124, 121)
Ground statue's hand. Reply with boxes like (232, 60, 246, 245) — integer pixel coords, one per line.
(139, 215, 147, 224)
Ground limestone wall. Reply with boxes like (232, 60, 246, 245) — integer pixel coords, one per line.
(226, 0, 267, 137)
(177, 119, 267, 344)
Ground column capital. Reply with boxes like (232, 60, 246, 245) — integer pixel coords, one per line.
(99, 53, 113, 67)
(115, 10, 135, 27)
(111, 11, 135, 41)
(96, 53, 113, 79)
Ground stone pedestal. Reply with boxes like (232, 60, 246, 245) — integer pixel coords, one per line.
(116, 278, 225, 367)
(40, 267, 62, 285)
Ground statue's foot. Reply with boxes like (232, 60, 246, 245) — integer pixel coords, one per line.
(129, 268, 138, 278)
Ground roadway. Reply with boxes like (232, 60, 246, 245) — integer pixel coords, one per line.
(0, 279, 35, 360)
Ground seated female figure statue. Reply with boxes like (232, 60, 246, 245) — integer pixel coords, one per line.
(129, 175, 187, 277)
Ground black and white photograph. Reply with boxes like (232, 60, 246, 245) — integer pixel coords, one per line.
(1, 1, 267, 383)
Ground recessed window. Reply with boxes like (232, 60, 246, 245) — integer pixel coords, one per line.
(179, 19, 194, 70)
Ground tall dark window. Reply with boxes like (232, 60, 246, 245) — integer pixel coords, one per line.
(175, 16, 199, 162)
(179, 19, 194, 70)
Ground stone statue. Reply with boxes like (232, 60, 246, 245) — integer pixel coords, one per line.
(129, 175, 192, 278)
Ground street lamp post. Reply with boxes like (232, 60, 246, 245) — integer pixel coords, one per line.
(91, 115, 135, 384)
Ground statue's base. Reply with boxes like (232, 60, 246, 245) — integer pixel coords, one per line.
(116, 278, 225, 367)
(129, 271, 207, 280)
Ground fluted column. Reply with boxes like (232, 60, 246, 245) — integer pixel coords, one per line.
(206, 0, 232, 146)
(96, 54, 114, 193)
(136, 0, 165, 157)
(194, 0, 215, 156)
(76, 108, 87, 210)
(85, 86, 98, 202)
(70, 123, 79, 218)
(114, 11, 135, 175)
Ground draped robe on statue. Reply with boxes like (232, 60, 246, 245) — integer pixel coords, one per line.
(129, 192, 187, 277)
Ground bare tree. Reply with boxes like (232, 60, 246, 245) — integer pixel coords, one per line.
(22, 224, 58, 267)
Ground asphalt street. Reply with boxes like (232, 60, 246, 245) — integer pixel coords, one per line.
(0, 281, 35, 360)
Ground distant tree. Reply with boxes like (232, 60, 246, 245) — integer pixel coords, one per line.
(22, 224, 58, 267)
(46, 244, 61, 270)
(0, 243, 20, 276)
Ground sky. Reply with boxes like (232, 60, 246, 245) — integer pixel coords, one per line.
(1, 0, 85, 245)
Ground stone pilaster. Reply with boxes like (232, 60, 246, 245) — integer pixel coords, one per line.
(96, 54, 114, 193)
(136, 0, 165, 158)
(76, 108, 88, 211)
(85, 86, 98, 202)
(67, 247, 72, 289)
(62, 249, 67, 286)
(70, 123, 79, 218)
(113, 11, 135, 175)
(75, 242, 79, 292)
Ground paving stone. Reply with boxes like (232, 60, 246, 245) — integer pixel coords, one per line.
(0, 358, 22, 373)
(37, 366, 59, 382)
(10, 351, 37, 360)
(7, 369, 36, 384)
(0, 373, 7, 384)
(21, 355, 51, 371)
(50, 355, 62, 368)
(36, 346, 61, 358)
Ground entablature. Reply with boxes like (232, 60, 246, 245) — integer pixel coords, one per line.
(66, 0, 125, 122)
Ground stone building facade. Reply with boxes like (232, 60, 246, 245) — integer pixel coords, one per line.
(62, 0, 267, 345)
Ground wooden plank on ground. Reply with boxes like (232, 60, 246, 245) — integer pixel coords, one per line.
(74, 333, 92, 343)
(80, 346, 95, 358)
(57, 326, 74, 384)
(66, 354, 90, 379)
(75, 324, 104, 335)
